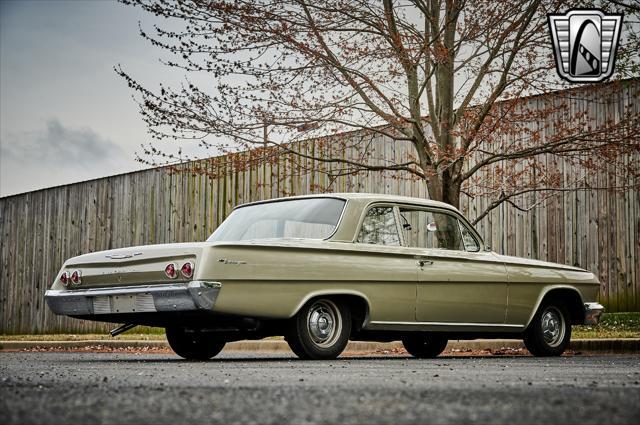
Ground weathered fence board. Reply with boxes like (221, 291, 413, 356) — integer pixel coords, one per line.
(0, 81, 638, 334)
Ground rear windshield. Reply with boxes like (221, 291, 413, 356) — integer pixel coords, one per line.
(207, 198, 345, 242)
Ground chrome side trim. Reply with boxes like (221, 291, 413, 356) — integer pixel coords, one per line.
(45, 281, 222, 316)
(366, 320, 524, 331)
(584, 302, 605, 325)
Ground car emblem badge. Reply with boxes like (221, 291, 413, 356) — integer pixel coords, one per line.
(218, 258, 247, 265)
(548, 9, 623, 83)
(105, 252, 143, 259)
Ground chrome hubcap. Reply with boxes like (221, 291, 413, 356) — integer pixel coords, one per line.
(307, 300, 342, 348)
(541, 307, 565, 347)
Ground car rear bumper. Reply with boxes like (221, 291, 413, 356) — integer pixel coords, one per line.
(584, 302, 605, 325)
(44, 281, 222, 316)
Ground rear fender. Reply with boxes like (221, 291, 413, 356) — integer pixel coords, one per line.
(291, 289, 372, 326)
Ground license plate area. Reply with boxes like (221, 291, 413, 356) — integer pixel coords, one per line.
(112, 295, 136, 313)
(92, 294, 156, 314)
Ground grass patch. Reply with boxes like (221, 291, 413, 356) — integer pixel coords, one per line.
(572, 312, 640, 339)
(129, 326, 165, 335)
(0, 326, 166, 341)
(0, 333, 166, 341)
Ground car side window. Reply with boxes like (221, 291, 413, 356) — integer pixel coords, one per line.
(458, 221, 480, 252)
(357, 207, 401, 246)
(399, 208, 465, 250)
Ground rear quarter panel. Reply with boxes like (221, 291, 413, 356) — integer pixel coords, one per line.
(201, 242, 417, 323)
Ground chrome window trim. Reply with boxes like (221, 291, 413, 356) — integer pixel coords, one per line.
(325, 198, 349, 241)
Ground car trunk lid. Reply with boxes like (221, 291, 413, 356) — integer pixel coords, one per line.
(58, 243, 207, 289)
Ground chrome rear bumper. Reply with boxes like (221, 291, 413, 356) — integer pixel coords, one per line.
(584, 302, 605, 325)
(44, 281, 222, 316)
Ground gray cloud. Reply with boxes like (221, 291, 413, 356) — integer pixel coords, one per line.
(1, 118, 126, 167)
(0, 119, 135, 196)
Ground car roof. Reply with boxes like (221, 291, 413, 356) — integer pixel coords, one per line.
(238, 192, 459, 212)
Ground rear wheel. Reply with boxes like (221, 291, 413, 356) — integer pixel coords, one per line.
(286, 298, 351, 360)
(402, 334, 448, 358)
(523, 301, 571, 357)
(165, 327, 226, 360)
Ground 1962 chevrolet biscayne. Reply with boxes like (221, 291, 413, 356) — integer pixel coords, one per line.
(46, 193, 604, 360)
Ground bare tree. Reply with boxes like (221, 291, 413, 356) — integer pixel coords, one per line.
(117, 0, 640, 221)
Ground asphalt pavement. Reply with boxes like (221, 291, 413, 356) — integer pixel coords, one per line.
(1, 351, 639, 425)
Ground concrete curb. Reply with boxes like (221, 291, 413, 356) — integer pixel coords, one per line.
(1, 338, 638, 354)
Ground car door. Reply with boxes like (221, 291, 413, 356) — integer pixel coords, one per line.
(353, 204, 418, 324)
(398, 206, 509, 325)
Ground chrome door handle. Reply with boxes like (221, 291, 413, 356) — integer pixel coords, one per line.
(416, 259, 434, 267)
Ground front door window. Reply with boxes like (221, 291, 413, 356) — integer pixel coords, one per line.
(399, 208, 464, 250)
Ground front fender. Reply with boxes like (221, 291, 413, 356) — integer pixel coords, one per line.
(523, 285, 585, 329)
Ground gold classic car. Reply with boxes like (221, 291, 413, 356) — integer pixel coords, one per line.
(45, 193, 604, 360)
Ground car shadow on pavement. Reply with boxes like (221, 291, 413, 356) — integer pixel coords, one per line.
(65, 354, 538, 364)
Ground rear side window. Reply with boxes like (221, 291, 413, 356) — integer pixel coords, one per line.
(357, 207, 401, 246)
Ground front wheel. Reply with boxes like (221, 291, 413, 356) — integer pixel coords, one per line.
(523, 301, 571, 357)
(165, 327, 226, 360)
(402, 334, 448, 358)
(286, 298, 351, 360)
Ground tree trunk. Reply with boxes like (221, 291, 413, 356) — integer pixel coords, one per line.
(443, 179, 460, 209)
(426, 176, 461, 209)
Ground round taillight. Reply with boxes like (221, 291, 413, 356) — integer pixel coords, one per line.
(181, 262, 194, 278)
(60, 272, 69, 286)
(165, 263, 178, 279)
(71, 270, 81, 285)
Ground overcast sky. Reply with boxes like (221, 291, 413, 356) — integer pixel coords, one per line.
(0, 0, 180, 197)
(1, 1, 635, 197)
(0, 0, 473, 198)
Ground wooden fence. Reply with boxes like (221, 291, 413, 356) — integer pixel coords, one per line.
(0, 80, 638, 334)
